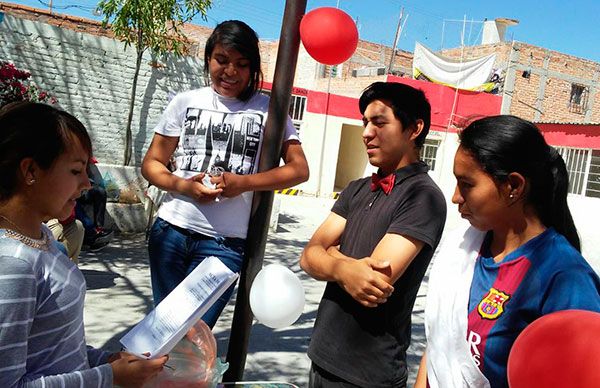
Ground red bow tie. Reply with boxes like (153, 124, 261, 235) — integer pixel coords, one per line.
(370, 173, 395, 195)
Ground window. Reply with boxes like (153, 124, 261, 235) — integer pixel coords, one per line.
(569, 84, 589, 114)
(292, 121, 302, 135)
(319, 64, 342, 78)
(420, 138, 441, 171)
(585, 150, 600, 198)
(555, 146, 598, 197)
(352, 67, 386, 77)
(289, 94, 306, 122)
(260, 90, 306, 136)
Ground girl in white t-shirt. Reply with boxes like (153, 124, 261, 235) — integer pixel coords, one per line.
(142, 20, 309, 327)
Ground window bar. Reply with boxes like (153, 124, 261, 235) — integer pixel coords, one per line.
(582, 149, 592, 196)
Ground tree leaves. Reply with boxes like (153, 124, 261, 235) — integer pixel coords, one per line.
(97, 0, 213, 57)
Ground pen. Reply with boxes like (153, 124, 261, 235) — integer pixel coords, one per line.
(163, 363, 176, 371)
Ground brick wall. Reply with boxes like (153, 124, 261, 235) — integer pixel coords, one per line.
(442, 41, 600, 123)
(0, 7, 205, 166)
(440, 43, 512, 65)
(511, 43, 600, 122)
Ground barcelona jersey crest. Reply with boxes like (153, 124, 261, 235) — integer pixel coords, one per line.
(477, 288, 510, 320)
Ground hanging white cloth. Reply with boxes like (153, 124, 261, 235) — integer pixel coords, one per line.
(413, 42, 496, 91)
(425, 224, 491, 388)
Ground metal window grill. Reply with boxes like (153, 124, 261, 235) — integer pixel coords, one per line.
(289, 94, 306, 121)
(260, 90, 306, 136)
(585, 150, 600, 198)
(556, 146, 592, 195)
(421, 139, 441, 171)
(568, 84, 589, 114)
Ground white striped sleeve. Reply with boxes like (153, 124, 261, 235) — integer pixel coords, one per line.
(0, 256, 37, 387)
(86, 346, 112, 367)
(2, 364, 113, 387)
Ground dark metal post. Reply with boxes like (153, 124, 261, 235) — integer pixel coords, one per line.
(224, 0, 307, 381)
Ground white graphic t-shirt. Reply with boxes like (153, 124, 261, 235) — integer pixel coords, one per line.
(154, 87, 299, 238)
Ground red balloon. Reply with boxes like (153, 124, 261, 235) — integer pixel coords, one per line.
(300, 7, 358, 65)
(507, 309, 600, 388)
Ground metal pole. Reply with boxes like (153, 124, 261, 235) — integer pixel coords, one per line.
(315, 0, 343, 196)
(315, 73, 332, 197)
(224, 0, 307, 381)
(440, 20, 445, 50)
(386, 7, 403, 74)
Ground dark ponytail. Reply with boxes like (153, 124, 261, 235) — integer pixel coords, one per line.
(459, 115, 580, 251)
(545, 147, 580, 251)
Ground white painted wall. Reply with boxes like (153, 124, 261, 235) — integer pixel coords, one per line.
(567, 196, 600, 272)
(0, 14, 205, 165)
(334, 123, 369, 190)
(299, 111, 363, 195)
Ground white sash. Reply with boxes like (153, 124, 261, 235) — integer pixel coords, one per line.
(425, 224, 490, 388)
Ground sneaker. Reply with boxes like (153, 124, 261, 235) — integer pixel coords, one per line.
(89, 238, 110, 252)
(93, 228, 114, 245)
(82, 228, 114, 251)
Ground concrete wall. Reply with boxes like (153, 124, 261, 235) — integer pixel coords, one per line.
(0, 13, 205, 165)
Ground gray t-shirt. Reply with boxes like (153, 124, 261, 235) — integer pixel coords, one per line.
(308, 161, 447, 387)
(0, 227, 112, 387)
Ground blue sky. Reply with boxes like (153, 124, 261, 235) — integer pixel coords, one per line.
(6, 0, 600, 62)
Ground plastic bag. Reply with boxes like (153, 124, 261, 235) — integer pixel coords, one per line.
(102, 171, 120, 202)
(144, 320, 228, 388)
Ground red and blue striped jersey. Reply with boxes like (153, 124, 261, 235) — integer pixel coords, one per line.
(466, 228, 600, 388)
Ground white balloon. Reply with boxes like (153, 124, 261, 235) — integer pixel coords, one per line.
(249, 264, 305, 329)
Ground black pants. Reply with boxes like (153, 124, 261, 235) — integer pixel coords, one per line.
(308, 363, 407, 388)
(309, 363, 362, 388)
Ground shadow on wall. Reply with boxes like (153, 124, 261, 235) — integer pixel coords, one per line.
(134, 52, 205, 165)
(0, 12, 205, 166)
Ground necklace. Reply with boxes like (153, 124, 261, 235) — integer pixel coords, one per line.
(0, 214, 50, 251)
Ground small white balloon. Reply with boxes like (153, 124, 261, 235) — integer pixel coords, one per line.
(249, 264, 305, 329)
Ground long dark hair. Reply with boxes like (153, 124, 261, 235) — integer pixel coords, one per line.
(459, 115, 580, 251)
(0, 101, 92, 201)
(204, 20, 263, 102)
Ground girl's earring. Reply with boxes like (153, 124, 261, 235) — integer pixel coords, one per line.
(27, 179, 36, 185)
(509, 193, 515, 199)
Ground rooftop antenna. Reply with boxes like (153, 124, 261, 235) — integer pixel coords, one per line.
(386, 7, 404, 74)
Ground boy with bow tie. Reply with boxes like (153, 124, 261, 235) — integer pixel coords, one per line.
(300, 82, 447, 388)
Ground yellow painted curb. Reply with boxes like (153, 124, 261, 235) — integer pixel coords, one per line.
(275, 188, 300, 196)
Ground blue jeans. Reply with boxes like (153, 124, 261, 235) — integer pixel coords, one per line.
(147, 217, 246, 328)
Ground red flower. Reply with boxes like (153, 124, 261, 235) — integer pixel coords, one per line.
(0, 61, 56, 106)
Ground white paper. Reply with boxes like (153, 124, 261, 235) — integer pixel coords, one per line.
(120, 256, 238, 358)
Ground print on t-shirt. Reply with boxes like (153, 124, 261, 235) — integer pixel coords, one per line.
(178, 107, 263, 175)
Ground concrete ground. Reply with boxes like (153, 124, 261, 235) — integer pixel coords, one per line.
(81, 194, 599, 387)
